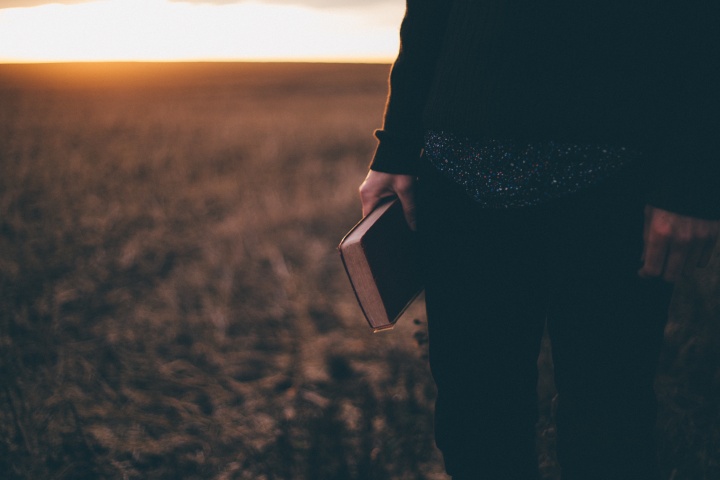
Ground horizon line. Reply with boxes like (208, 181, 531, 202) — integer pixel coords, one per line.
(0, 57, 395, 65)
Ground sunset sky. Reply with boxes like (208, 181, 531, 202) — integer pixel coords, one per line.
(0, 0, 404, 62)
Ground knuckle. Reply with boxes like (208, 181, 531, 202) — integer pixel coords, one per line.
(654, 226, 672, 239)
(644, 267, 661, 277)
(675, 232, 692, 245)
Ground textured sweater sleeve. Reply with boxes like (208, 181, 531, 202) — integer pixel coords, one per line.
(643, 4, 720, 219)
(369, 0, 454, 175)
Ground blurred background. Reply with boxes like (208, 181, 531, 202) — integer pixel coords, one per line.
(1, 2, 719, 479)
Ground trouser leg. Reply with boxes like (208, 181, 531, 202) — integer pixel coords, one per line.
(419, 161, 673, 479)
(419, 166, 547, 480)
(543, 172, 674, 480)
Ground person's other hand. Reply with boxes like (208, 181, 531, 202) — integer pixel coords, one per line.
(359, 170, 417, 230)
(638, 205, 720, 282)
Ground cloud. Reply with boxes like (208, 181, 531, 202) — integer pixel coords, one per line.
(169, 0, 393, 8)
(1, 0, 94, 8)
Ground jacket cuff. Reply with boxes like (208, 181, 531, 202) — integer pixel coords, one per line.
(368, 130, 423, 175)
(642, 143, 720, 220)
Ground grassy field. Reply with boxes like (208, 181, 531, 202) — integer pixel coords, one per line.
(0, 62, 718, 480)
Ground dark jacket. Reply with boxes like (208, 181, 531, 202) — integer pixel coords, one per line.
(371, 0, 720, 219)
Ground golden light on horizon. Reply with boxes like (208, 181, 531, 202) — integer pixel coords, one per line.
(0, 0, 402, 63)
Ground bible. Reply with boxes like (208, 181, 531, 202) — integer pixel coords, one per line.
(338, 199, 423, 332)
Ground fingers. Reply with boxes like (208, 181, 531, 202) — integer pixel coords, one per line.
(360, 190, 390, 218)
(395, 181, 417, 231)
(637, 225, 671, 280)
(682, 231, 717, 276)
(639, 205, 720, 283)
(696, 234, 718, 268)
(359, 170, 417, 230)
(359, 171, 394, 217)
(663, 236, 691, 282)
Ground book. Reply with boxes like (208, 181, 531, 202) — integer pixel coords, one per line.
(338, 199, 423, 332)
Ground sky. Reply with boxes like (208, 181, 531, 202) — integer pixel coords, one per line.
(0, 0, 404, 62)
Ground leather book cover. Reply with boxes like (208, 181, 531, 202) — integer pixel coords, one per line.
(338, 199, 423, 332)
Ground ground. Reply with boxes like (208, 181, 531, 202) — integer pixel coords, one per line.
(0, 62, 718, 479)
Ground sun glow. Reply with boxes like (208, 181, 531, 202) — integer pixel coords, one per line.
(0, 0, 402, 62)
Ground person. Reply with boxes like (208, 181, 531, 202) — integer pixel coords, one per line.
(358, 2, 720, 479)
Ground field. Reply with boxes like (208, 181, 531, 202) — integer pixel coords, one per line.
(0, 62, 719, 480)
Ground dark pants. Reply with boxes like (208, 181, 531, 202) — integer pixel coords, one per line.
(418, 161, 674, 480)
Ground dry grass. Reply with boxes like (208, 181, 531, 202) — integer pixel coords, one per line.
(0, 62, 718, 480)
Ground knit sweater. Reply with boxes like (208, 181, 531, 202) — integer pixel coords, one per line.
(370, 0, 720, 219)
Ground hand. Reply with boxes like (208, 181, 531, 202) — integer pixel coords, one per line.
(638, 205, 719, 282)
(359, 170, 417, 230)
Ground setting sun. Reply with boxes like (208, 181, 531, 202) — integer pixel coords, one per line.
(0, 0, 403, 62)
